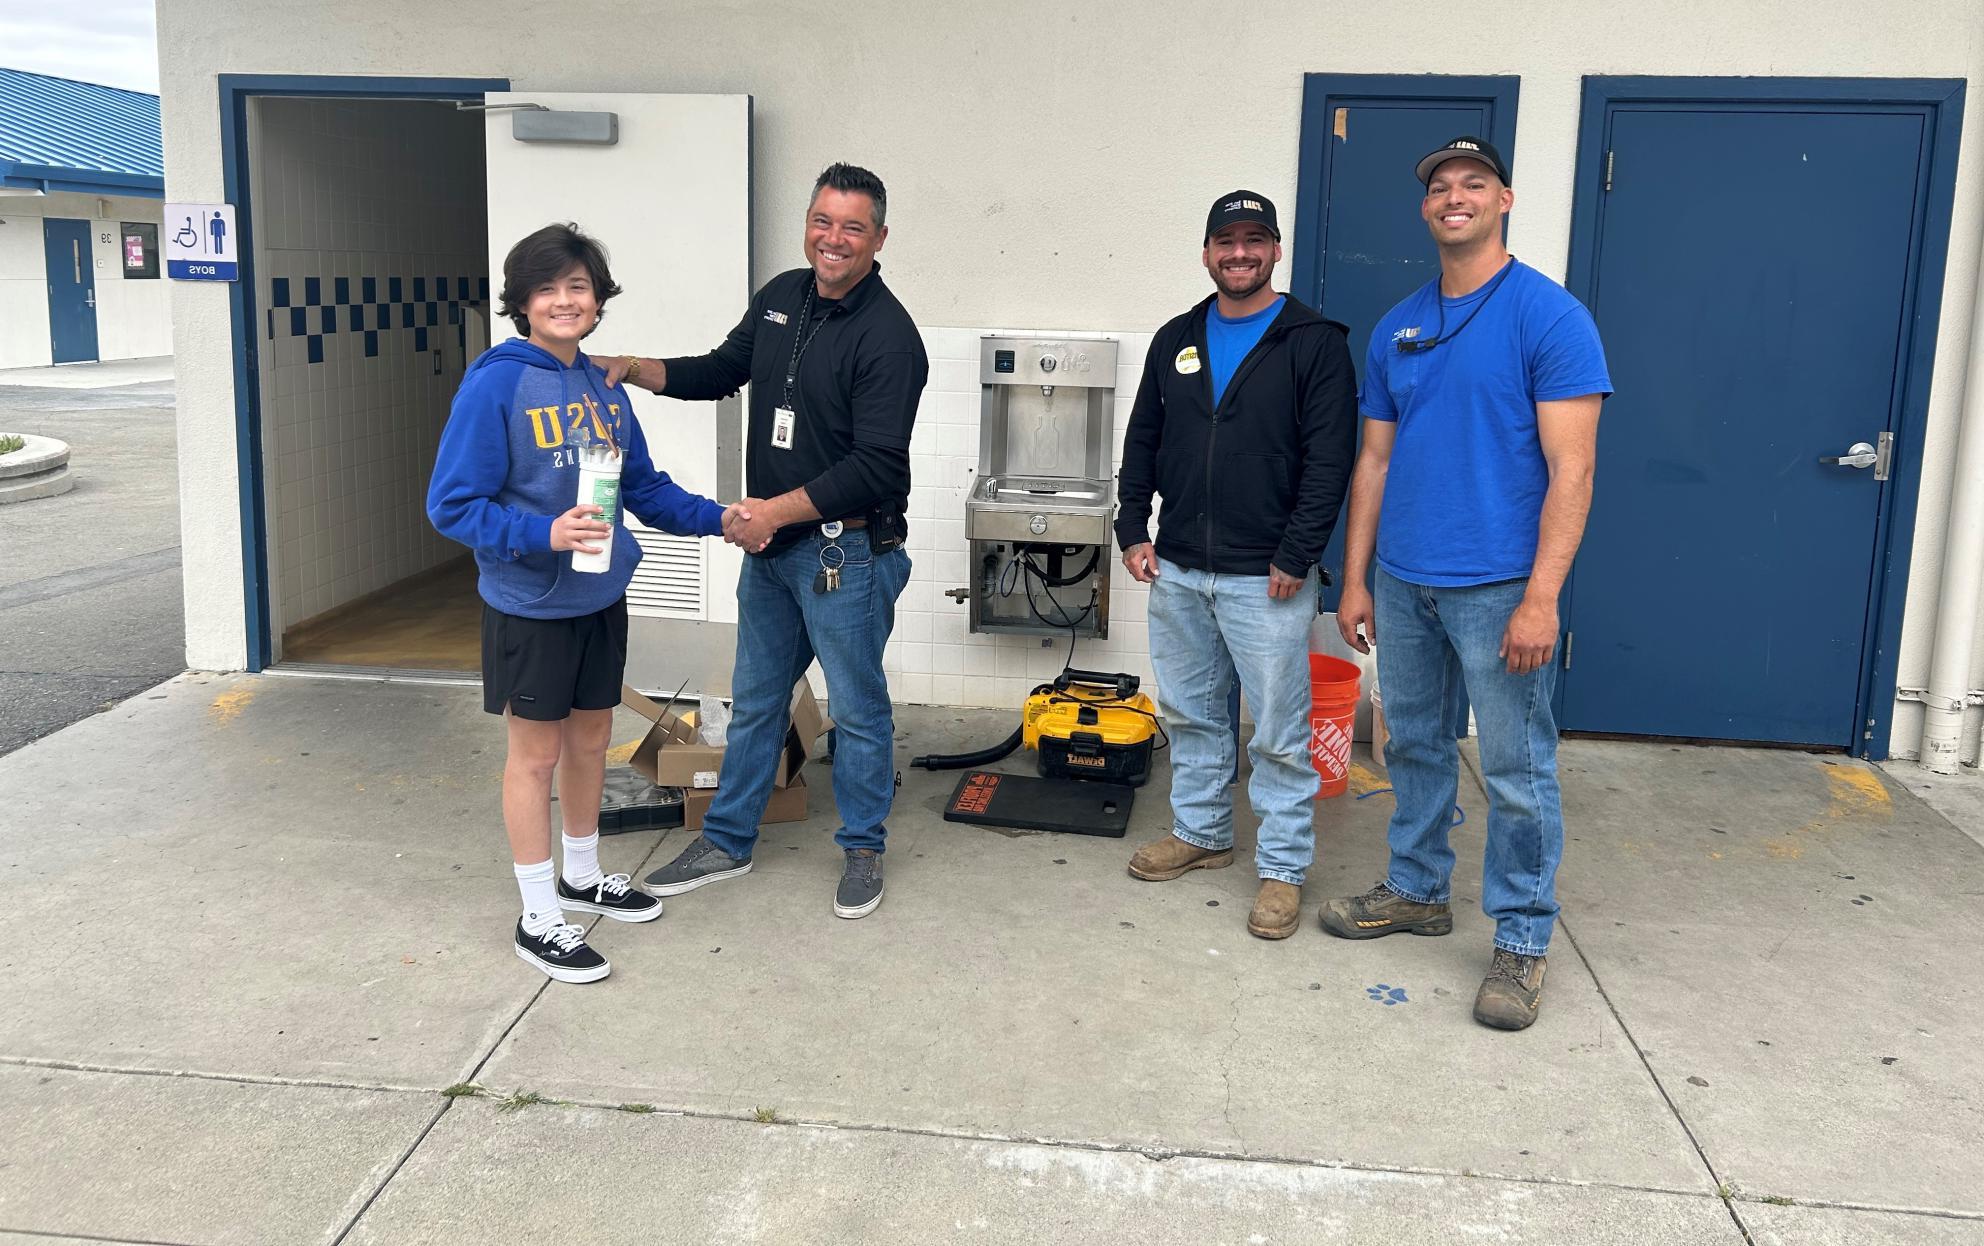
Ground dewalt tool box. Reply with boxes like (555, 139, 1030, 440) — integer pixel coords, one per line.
(1023, 671, 1159, 788)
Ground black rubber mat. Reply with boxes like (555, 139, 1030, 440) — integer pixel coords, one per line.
(598, 766, 685, 835)
(942, 770, 1135, 838)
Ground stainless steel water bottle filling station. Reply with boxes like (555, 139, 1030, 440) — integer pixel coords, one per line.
(959, 334, 1119, 638)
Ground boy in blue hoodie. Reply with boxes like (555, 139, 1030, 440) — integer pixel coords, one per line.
(428, 223, 738, 984)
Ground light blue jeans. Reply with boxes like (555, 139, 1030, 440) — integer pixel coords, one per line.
(701, 529, 911, 859)
(1374, 567, 1564, 956)
(1147, 557, 1320, 885)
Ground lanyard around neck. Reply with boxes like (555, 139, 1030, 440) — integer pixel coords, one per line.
(782, 283, 834, 404)
(1398, 256, 1517, 355)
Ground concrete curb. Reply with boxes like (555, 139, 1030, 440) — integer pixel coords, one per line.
(0, 433, 75, 502)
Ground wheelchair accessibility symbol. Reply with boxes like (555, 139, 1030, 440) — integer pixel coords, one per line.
(164, 201, 238, 282)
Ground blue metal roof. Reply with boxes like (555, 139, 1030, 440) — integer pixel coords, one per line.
(0, 67, 163, 199)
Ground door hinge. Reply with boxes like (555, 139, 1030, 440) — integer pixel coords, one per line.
(1562, 630, 1575, 670)
(1603, 151, 1614, 192)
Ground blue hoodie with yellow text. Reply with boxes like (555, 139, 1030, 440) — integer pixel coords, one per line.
(426, 338, 723, 619)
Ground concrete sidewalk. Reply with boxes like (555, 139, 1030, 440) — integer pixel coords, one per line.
(1, 674, 1979, 1244)
(0, 356, 174, 390)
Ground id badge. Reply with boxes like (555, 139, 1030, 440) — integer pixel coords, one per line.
(771, 406, 797, 451)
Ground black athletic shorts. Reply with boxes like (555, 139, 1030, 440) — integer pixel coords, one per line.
(481, 598, 629, 720)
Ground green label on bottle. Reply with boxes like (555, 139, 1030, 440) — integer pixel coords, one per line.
(586, 473, 620, 516)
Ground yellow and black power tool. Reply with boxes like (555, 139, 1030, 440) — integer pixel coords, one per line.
(912, 669, 1163, 787)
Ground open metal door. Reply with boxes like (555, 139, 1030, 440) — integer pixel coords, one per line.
(482, 91, 751, 691)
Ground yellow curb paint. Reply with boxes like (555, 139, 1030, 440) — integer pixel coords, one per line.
(208, 688, 254, 726)
(606, 739, 640, 766)
(1824, 765, 1891, 817)
(1347, 761, 1387, 796)
(1768, 762, 1895, 859)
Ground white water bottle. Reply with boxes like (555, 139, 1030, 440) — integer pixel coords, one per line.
(572, 445, 621, 574)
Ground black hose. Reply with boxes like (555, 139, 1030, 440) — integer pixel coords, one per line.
(1019, 544, 1101, 586)
(911, 725, 1025, 771)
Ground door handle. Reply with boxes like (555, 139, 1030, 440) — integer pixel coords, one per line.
(1819, 432, 1893, 480)
(1820, 442, 1877, 469)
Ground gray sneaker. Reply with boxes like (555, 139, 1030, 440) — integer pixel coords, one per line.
(643, 834, 752, 897)
(834, 848, 884, 919)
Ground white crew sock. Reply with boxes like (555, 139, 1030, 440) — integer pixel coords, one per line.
(562, 830, 602, 889)
(515, 858, 562, 936)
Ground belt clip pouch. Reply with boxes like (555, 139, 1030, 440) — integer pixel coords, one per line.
(868, 507, 907, 553)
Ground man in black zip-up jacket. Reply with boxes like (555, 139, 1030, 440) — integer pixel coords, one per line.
(1116, 191, 1357, 940)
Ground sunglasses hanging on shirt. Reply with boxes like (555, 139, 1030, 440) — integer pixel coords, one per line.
(1397, 256, 1518, 354)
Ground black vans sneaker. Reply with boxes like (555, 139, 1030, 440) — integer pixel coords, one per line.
(558, 872, 662, 923)
(514, 919, 610, 984)
(643, 834, 753, 897)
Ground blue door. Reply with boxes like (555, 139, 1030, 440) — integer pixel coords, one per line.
(43, 218, 100, 364)
(1561, 105, 1932, 747)
(1292, 75, 1518, 606)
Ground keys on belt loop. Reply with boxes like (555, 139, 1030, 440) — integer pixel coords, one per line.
(814, 521, 846, 594)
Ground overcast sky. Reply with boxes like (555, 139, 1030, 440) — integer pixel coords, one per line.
(0, 0, 159, 93)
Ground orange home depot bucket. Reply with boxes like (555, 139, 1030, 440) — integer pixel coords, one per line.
(1308, 654, 1361, 799)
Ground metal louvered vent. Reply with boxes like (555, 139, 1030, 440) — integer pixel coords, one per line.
(626, 524, 705, 618)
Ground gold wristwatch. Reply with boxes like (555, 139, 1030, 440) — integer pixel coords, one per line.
(625, 356, 642, 383)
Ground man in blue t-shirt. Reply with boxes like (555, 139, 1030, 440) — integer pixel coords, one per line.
(1320, 137, 1612, 1031)
(1116, 192, 1357, 940)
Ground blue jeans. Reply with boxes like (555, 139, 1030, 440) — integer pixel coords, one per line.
(1147, 557, 1320, 885)
(701, 529, 910, 859)
(1374, 567, 1563, 956)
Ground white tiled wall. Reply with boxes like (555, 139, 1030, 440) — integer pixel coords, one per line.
(0, 192, 171, 369)
(248, 97, 486, 637)
(888, 326, 1158, 707)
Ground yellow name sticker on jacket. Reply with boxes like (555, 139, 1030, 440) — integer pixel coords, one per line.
(1174, 345, 1202, 374)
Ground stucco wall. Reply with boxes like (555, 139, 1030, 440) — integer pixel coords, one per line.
(154, 0, 1984, 754)
(0, 192, 169, 369)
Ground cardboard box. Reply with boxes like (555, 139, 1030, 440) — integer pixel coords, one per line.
(622, 679, 827, 792)
(681, 775, 809, 832)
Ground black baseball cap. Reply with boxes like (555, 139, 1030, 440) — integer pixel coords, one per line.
(1415, 136, 1511, 187)
(1204, 191, 1280, 243)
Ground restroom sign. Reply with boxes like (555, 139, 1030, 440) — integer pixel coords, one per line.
(164, 202, 238, 281)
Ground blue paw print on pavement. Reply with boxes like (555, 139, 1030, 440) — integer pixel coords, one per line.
(1365, 984, 1409, 1006)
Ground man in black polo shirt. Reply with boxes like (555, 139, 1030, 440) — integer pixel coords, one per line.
(598, 163, 927, 919)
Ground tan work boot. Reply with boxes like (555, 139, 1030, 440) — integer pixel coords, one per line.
(1127, 835, 1234, 881)
(1474, 949, 1547, 1031)
(1247, 880, 1301, 940)
(1318, 881, 1454, 939)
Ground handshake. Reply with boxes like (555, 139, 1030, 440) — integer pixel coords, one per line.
(719, 499, 777, 553)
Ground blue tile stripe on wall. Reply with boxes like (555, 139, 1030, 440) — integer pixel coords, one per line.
(266, 275, 489, 362)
